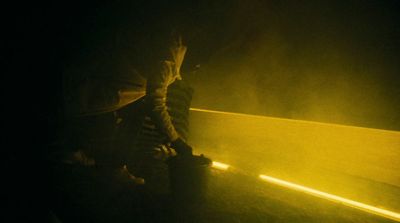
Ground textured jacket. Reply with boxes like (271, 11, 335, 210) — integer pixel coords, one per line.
(63, 55, 180, 142)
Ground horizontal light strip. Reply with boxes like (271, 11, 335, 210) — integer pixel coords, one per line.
(211, 161, 230, 170)
(259, 174, 400, 222)
(189, 108, 398, 133)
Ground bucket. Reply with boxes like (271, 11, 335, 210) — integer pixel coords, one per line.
(167, 154, 211, 203)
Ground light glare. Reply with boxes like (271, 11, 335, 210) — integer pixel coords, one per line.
(259, 174, 400, 222)
(212, 161, 230, 170)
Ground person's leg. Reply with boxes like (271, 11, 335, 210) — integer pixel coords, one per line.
(109, 99, 148, 184)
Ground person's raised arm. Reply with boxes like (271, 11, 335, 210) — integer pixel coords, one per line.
(146, 38, 192, 156)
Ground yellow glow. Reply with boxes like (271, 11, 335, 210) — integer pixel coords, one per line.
(190, 107, 400, 200)
(189, 107, 400, 218)
(189, 107, 398, 133)
(259, 174, 400, 222)
(212, 161, 230, 170)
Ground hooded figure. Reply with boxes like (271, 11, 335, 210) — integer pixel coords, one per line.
(63, 34, 192, 156)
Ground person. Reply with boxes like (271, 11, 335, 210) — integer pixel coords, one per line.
(60, 28, 194, 185)
(44, 3, 200, 222)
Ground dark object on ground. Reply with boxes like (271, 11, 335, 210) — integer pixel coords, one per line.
(167, 154, 212, 204)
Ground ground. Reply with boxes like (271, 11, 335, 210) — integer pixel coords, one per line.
(48, 158, 398, 223)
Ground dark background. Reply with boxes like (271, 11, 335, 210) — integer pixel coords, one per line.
(6, 0, 400, 134)
(184, 0, 400, 132)
(4, 0, 399, 221)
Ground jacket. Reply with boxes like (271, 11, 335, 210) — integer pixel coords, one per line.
(63, 52, 180, 142)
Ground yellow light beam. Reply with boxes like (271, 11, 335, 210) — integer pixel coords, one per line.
(211, 161, 230, 170)
(259, 174, 400, 222)
(189, 108, 399, 133)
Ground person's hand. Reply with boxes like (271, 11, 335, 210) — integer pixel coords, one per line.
(170, 138, 193, 157)
(169, 36, 187, 80)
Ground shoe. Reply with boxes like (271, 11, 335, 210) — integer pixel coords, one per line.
(115, 165, 145, 186)
(63, 150, 96, 166)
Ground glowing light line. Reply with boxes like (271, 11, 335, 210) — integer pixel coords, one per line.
(190, 107, 399, 220)
(211, 161, 230, 170)
(189, 108, 399, 133)
(259, 174, 400, 222)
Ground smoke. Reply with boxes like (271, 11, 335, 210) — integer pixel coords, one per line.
(186, 0, 400, 131)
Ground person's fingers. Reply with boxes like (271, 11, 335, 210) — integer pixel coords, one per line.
(172, 35, 183, 47)
(173, 46, 186, 72)
(168, 36, 187, 79)
(178, 35, 182, 46)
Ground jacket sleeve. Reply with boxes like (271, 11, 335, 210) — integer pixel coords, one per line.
(146, 61, 179, 142)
